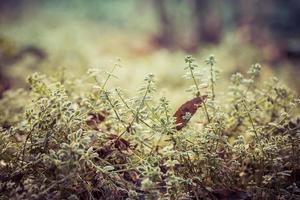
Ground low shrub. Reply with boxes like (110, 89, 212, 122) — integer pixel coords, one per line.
(0, 56, 299, 199)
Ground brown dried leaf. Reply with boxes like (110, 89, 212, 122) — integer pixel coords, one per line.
(108, 134, 131, 151)
(173, 95, 207, 130)
(96, 140, 115, 159)
(96, 134, 131, 159)
(123, 170, 140, 185)
(86, 112, 107, 130)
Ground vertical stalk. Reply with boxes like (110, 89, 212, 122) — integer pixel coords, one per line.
(242, 100, 258, 138)
(210, 62, 215, 101)
(188, 61, 211, 123)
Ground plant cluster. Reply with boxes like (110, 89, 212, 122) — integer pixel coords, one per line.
(0, 56, 300, 200)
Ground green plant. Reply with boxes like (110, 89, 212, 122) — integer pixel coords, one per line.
(0, 56, 299, 200)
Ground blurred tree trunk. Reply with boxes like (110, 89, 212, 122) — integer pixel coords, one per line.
(152, 0, 175, 49)
(192, 0, 222, 45)
(0, 0, 41, 23)
(265, 0, 300, 59)
(0, 0, 23, 22)
(231, 0, 256, 27)
(231, 0, 263, 42)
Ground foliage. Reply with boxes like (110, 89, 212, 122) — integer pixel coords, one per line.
(0, 56, 300, 200)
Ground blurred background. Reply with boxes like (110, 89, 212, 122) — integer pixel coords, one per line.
(1, 0, 300, 106)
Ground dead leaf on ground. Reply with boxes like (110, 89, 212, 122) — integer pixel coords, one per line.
(107, 134, 131, 152)
(123, 170, 140, 185)
(86, 112, 107, 130)
(96, 134, 131, 158)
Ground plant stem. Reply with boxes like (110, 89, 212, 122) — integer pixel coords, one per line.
(210, 62, 215, 101)
(242, 100, 258, 139)
(101, 63, 119, 90)
(104, 91, 127, 129)
(115, 89, 153, 129)
(188, 62, 211, 123)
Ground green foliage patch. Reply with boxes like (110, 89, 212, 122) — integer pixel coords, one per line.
(0, 56, 300, 199)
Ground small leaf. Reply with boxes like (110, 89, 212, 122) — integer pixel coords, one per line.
(103, 165, 115, 172)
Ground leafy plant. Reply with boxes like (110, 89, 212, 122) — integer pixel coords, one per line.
(0, 56, 299, 200)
